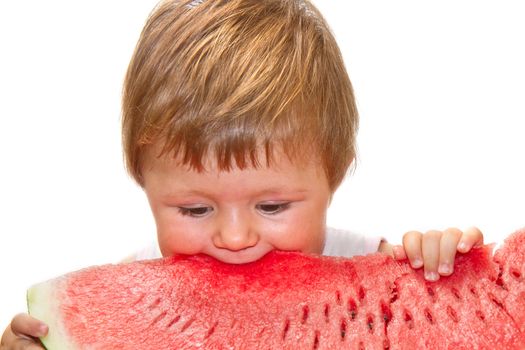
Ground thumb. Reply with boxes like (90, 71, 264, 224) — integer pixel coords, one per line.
(11, 314, 48, 338)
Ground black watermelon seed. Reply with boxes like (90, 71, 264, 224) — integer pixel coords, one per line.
(367, 314, 374, 333)
(302, 305, 310, 324)
(340, 318, 347, 340)
(359, 286, 366, 301)
(282, 319, 290, 340)
(312, 330, 320, 349)
(447, 305, 459, 323)
(404, 310, 414, 329)
(451, 287, 461, 300)
(348, 298, 358, 320)
(324, 304, 330, 323)
(424, 308, 434, 325)
(510, 267, 522, 280)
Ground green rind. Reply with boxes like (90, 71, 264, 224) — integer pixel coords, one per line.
(27, 278, 76, 350)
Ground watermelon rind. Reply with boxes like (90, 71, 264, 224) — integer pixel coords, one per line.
(27, 278, 75, 350)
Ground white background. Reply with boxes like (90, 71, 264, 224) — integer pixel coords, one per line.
(1, 1, 524, 330)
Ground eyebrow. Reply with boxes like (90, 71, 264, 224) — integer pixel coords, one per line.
(163, 187, 309, 199)
(253, 187, 310, 196)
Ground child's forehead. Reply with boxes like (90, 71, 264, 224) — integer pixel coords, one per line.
(141, 141, 331, 196)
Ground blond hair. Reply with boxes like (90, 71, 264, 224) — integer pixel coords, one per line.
(122, 0, 358, 190)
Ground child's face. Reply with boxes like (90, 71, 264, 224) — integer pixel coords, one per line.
(142, 145, 332, 264)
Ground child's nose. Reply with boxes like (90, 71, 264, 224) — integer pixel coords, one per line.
(212, 209, 258, 251)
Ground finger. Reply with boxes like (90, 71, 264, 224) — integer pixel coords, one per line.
(378, 241, 394, 257)
(402, 231, 423, 268)
(11, 314, 48, 338)
(422, 230, 442, 281)
(393, 245, 407, 260)
(438, 228, 462, 276)
(457, 226, 484, 253)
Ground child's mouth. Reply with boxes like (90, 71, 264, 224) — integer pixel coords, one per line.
(207, 245, 272, 264)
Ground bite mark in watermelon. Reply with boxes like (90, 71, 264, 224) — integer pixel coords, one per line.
(28, 229, 525, 349)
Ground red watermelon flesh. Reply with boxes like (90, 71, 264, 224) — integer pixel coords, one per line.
(387, 245, 523, 349)
(27, 229, 525, 350)
(494, 231, 525, 332)
(345, 254, 411, 349)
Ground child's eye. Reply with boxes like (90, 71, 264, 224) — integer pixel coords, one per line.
(178, 206, 213, 217)
(256, 203, 290, 215)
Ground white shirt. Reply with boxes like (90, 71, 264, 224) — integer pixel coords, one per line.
(134, 228, 383, 260)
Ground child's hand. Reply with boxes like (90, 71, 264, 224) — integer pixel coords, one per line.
(380, 227, 484, 282)
(1, 313, 47, 350)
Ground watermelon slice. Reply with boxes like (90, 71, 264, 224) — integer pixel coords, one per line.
(28, 229, 525, 349)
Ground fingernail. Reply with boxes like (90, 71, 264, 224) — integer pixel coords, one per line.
(425, 271, 440, 281)
(438, 263, 453, 275)
(458, 242, 468, 252)
(411, 258, 423, 268)
(38, 324, 48, 336)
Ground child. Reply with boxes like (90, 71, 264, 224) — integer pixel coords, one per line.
(1, 0, 483, 348)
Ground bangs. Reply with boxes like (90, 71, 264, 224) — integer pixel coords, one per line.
(145, 99, 319, 172)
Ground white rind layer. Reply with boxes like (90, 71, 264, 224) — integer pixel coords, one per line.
(27, 278, 77, 350)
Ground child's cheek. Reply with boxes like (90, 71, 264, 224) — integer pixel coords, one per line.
(267, 217, 325, 254)
(157, 220, 205, 256)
